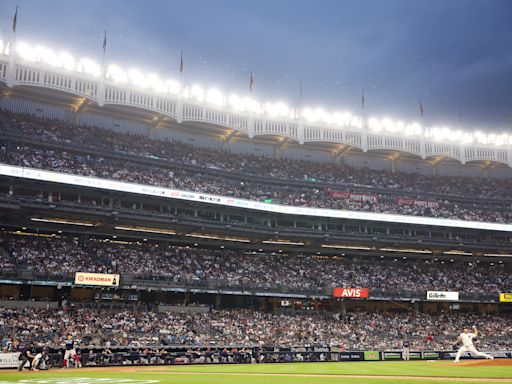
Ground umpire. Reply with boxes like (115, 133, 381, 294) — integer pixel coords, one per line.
(17, 343, 32, 371)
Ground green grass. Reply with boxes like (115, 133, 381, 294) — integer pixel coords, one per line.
(1, 361, 511, 384)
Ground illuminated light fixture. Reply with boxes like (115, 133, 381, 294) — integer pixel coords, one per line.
(206, 88, 225, 106)
(185, 233, 250, 243)
(101, 239, 133, 245)
(379, 248, 432, 254)
(262, 240, 305, 246)
(114, 226, 176, 235)
(443, 250, 472, 256)
(483, 253, 512, 257)
(320, 244, 372, 250)
(107, 64, 127, 83)
(8, 231, 59, 238)
(30, 217, 96, 226)
(190, 84, 205, 102)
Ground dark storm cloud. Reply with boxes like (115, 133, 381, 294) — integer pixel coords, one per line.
(1, 0, 511, 129)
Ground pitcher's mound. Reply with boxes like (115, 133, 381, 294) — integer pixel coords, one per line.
(455, 359, 512, 367)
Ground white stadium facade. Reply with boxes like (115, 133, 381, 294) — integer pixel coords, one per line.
(1, 39, 512, 180)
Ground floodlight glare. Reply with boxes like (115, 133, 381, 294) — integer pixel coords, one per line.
(165, 79, 180, 95)
(369, 118, 382, 132)
(129, 68, 147, 88)
(190, 84, 205, 102)
(16, 42, 36, 61)
(107, 64, 127, 83)
(146, 73, 165, 92)
(229, 94, 244, 111)
(59, 52, 75, 71)
(77, 58, 100, 77)
(206, 88, 224, 106)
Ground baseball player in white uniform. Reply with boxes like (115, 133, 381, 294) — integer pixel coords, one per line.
(454, 325, 494, 363)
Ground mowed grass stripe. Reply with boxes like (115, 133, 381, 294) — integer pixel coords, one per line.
(161, 361, 512, 379)
(1, 361, 511, 384)
(1, 371, 511, 384)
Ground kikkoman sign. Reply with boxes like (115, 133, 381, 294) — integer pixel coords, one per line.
(74, 272, 120, 287)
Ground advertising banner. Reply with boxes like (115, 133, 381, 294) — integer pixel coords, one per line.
(395, 198, 439, 209)
(440, 351, 512, 360)
(421, 351, 440, 359)
(329, 191, 378, 203)
(0, 353, 20, 368)
(338, 352, 365, 361)
(382, 351, 402, 360)
(74, 272, 120, 287)
(364, 351, 380, 361)
(500, 293, 512, 303)
(333, 288, 369, 298)
(426, 291, 459, 301)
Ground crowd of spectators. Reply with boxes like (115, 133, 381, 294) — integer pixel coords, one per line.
(2, 109, 512, 201)
(3, 144, 512, 223)
(1, 307, 511, 351)
(2, 234, 510, 296)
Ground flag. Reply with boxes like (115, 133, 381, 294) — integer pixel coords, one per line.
(180, 51, 183, 75)
(361, 88, 365, 111)
(419, 98, 424, 118)
(12, 5, 18, 33)
(249, 72, 254, 93)
(102, 30, 107, 54)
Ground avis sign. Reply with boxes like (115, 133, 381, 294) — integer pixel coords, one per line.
(333, 287, 369, 298)
(75, 272, 120, 287)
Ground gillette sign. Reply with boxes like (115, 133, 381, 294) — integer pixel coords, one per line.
(426, 291, 459, 301)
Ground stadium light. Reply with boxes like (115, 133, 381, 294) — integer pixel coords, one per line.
(206, 88, 224, 106)
(261, 240, 305, 246)
(129, 68, 148, 88)
(146, 73, 165, 93)
(77, 58, 100, 77)
(190, 84, 205, 102)
(107, 64, 127, 83)
(114, 225, 176, 235)
(165, 79, 181, 95)
(30, 217, 96, 226)
(229, 94, 245, 111)
(59, 52, 75, 71)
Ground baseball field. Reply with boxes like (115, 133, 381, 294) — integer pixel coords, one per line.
(1, 360, 512, 384)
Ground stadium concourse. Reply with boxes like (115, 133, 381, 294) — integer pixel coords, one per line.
(1, 106, 512, 370)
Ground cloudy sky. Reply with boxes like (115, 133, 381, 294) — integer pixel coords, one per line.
(1, 0, 511, 130)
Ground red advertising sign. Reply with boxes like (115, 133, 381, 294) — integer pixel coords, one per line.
(395, 197, 439, 209)
(329, 191, 377, 203)
(329, 191, 351, 199)
(333, 287, 369, 298)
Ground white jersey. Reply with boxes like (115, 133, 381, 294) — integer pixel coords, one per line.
(460, 332, 475, 347)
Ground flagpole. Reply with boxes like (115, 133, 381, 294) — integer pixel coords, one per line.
(102, 30, 107, 80)
(7, 5, 18, 88)
(298, 78, 304, 144)
(179, 51, 182, 80)
(97, 30, 107, 107)
(177, 50, 184, 123)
